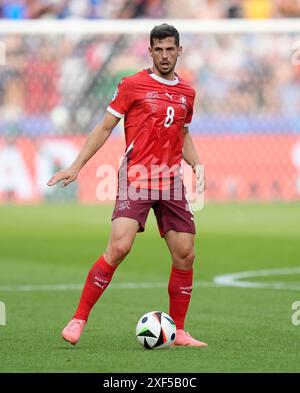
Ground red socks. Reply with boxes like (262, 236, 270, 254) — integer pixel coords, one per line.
(73, 257, 192, 328)
(73, 255, 116, 321)
(168, 266, 193, 330)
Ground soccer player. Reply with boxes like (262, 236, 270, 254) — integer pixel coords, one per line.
(47, 23, 207, 347)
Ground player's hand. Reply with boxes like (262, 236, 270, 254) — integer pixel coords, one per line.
(47, 166, 79, 188)
(193, 164, 206, 194)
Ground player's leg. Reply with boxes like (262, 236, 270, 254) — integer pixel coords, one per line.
(73, 217, 139, 320)
(153, 186, 207, 347)
(164, 230, 195, 329)
(62, 217, 139, 345)
(104, 217, 139, 267)
(164, 230, 207, 347)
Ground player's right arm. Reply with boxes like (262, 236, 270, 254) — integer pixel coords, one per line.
(47, 112, 120, 187)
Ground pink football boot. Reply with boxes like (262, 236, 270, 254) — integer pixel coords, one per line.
(173, 329, 208, 347)
(61, 318, 86, 345)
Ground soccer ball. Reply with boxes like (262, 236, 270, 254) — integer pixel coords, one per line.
(136, 311, 176, 349)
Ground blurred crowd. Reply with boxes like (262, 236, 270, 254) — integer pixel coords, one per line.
(0, 30, 299, 137)
(1, 0, 300, 19)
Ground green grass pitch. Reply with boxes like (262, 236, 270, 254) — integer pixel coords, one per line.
(0, 202, 300, 372)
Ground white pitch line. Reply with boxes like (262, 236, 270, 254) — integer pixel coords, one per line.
(1, 267, 300, 292)
(0, 281, 218, 292)
(214, 267, 300, 291)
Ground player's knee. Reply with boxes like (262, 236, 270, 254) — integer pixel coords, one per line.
(105, 238, 133, 265)
(174, 248, 195, 269)
(113, 239, 132, 260)
(179, 245, 195, 262)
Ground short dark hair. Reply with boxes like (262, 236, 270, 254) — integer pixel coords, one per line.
(150, 23, 180, 47)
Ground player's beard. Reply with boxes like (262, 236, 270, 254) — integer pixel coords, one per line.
(155, 59, 177, 77)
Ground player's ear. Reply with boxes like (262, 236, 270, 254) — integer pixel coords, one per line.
(178, 46, 182, 56)
(148, 46, 153, 58)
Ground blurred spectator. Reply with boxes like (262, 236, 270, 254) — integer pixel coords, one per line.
(1, 0, 26, 19)
(225, 1, 244, 18)
(26, 0, 68, 18)
(275, 0, 300, 17)
(1, 1, 300, 136)
(1, 0, 300, 19)
(167, 0, 225, 19)
(0, 30, 299, 136)
(0, 0, 68, 19)
(196, 0, 226, 18)
(243, 0, 274, 19)
(23, 39, 59, 113)
(0, 36, 25, 129)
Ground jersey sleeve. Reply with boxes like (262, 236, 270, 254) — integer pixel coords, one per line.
(184, 90, 196, 127)
(107, 77, 135, 119)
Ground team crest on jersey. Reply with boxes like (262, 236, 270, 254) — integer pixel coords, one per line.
(146, 91, 159, 99)
(180, 95, 187, 105)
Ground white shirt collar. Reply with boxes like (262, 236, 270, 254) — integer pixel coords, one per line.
(149, 72, 179, 86)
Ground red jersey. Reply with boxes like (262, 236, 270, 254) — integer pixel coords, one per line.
(107, 69, 195, 190)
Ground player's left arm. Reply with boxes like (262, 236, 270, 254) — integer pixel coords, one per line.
(182, 127, 201, 172)
(182, 126, 205, 191)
